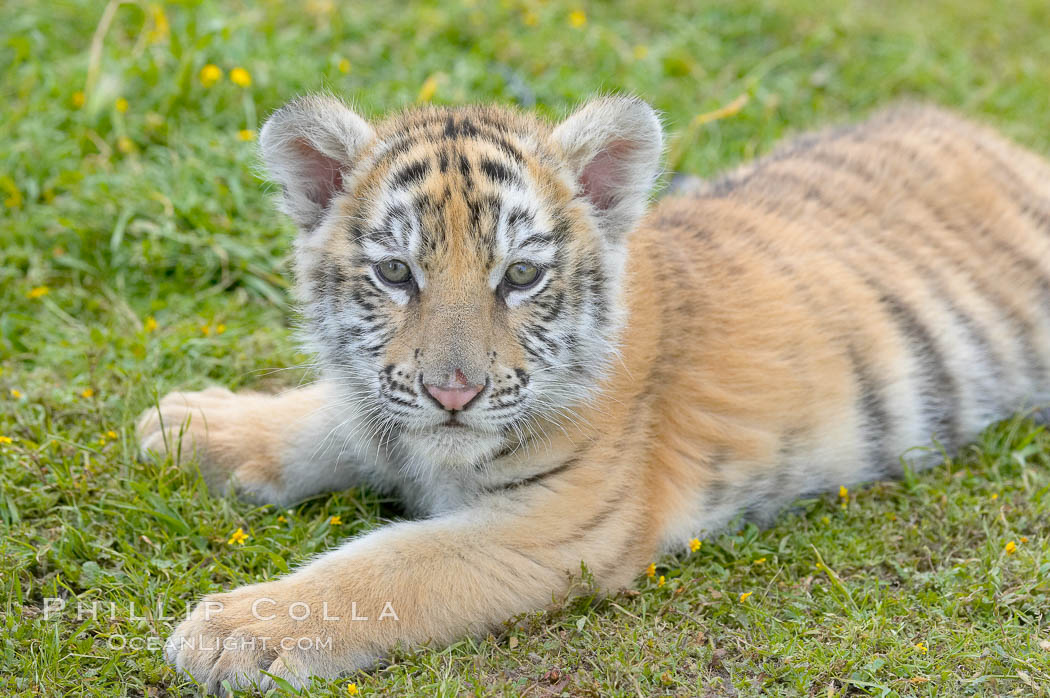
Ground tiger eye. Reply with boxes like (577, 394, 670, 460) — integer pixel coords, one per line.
(504, 262, 540, 288)
(376, 259, 411, 285)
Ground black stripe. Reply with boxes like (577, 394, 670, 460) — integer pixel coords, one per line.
(507, 207, 535, 230)
(847, 345, 897, 476)
(523, 324, 560, 356)
(517, 233, 554, 248)
(1020, 202, 1050, 236)
(375, 136, 416, 164)
(701, 448, 731, 507)
(384, 392, 418, 408)
(519, 338, 548, 363)
(473, 111, 512, 134)
(490, 136, 527, 165)
(390, 160, 430, 188)
(536, 291, 565, 323)
(870, 281, 960, 450)
(479, 158, 519, 186)
(412, 192, 435, 216)
(485, 457, 579, 492)
(541, 487, 630, 548)
(507, 547, 556, 574)
(443, 115, 480, 139)
(575, 494, 624, 536)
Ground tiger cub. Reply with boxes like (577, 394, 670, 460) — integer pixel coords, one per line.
(137, 96, 1050, 691)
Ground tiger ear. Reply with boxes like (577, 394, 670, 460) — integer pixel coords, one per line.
(259, 95, 375, 232)
(552, 96, 663, 241)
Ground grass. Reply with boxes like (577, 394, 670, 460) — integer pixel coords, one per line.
(2, 0, 1049, 695)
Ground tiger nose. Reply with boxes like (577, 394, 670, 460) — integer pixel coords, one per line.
(424, 369, 484, 412)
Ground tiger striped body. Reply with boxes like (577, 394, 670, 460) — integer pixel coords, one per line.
(139, 99, 1050, 691)
(638, 106, 1050, 544)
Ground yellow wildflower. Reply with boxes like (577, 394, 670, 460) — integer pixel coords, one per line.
(346, 683, 359, 695)
(277, 515, 288, 523)
(147, 4, 170, 44)
(115, 97, 129, 113)
(27, 286, 50, 299)
(106, 430, 118, 440)
(81, 388, 94, 399)
(657, 575, 665, 588)
(569, 9, 586, 27)
(237, 129, 256, 141)
(10, 389, 23, 399)
(329, 515, 343, 525)
(230, 67, 252, 88)
(689, 538, 701, 553)
(417, 74, 439, 102)
(754, 557, 766, 565)
(200, 64, 223, 87)
(1004, 540, 1017, 554)
(144, 316, 158, 333)
(739, 591, 753, 602)
(200, 325, 211, 336)
(227, 527, 249, 545)
(633, 45, 648, 60)
(645, 562, 656, 578)
(0, 436, 13, 445)
(1020, 536, 1029, 543)
(2, 176, 23, 208)
(216, 324, 227, 334)
(991, 492, 998, 500)
(337, 58, 351, 74)
(914, 642, 928, 654)
(72, 91, 86, 108)
(838, 485, 848, 500)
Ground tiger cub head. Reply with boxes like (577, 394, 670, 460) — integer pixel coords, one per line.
(260, 95, 662, 469)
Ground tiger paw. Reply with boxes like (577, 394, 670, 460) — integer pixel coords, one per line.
(136, 388, 289, 503)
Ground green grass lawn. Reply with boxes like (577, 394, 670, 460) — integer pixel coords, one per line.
(3, 0, 1050, 695)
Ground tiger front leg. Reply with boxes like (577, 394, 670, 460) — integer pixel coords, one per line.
(135, 381, 371, 505)
(163, 466, 653, 693)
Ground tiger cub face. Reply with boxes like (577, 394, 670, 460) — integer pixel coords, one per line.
(260, 96, 662, 469)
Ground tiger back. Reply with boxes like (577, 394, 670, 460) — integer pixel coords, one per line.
(636, 105, 1050, 545)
